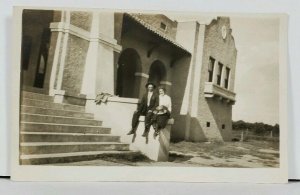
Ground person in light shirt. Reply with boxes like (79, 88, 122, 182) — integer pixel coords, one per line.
(152, 86, 172, 138)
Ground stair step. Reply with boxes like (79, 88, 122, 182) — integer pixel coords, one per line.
(20, 151, 140, 165)
(22, 86, 46, 94)
(21, 113, 102, 126)
(21, 91, 54, 101)
(21, 105, 94, 119)
(21, 98, 85, 112)
(20, 122, 111, 134)
(20, 142, 130, 155)
(20, 132, 120, 142)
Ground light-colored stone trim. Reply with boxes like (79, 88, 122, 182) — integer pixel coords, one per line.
(220, 64, 226, 88)
(212, 59, 218, 84)
(53, 89, 65, 103)
(160, 81, 172, 86)
(80, 11, 100, 96)
(108, 97, 139, 104)
(55, 11, 70, 92)
(50, 22, 122, 52)
(227, 67, 231, 90)
(49, 28, 63, 96)
(134, 72, 149, 78)
(98, 33, 122, 52)
(191, 24, 205, 117)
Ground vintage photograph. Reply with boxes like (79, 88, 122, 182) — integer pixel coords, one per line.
(18, 8, 281, 168)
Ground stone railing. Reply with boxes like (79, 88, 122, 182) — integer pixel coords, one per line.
(86, 96, 174, 161)
(85, 96, 139, 136)
(204, 82, 236, 102)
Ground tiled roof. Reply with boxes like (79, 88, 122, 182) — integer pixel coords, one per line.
(125, 13, 191, 54)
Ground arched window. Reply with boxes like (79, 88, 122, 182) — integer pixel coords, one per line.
(148, 60, 167, 88)
(116, 48, 142, 98)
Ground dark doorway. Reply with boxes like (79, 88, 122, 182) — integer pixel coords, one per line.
(148, 60, 166, 87)
(34, 28, 51, 88)
(116, 48, 142, 98)
(21, 10, 54, 90)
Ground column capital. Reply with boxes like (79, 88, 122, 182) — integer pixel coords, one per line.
(134, 72, 149, 78)
(160, 81, 172, 86)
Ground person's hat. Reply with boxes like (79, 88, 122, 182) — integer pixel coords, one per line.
(145, 82, 156, 88)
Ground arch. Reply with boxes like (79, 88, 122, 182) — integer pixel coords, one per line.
(116, 48, 142, 98)
(148, 60, 167, 88)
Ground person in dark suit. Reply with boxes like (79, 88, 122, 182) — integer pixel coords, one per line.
(127, 82, 158, 137)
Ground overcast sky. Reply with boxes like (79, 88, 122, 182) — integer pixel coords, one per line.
(168, 14, 280, 125)
(230, 16, 279, 125)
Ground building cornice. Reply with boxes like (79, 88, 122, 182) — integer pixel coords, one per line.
(50, 22, 122, 52)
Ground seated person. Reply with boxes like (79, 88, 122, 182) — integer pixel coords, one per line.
(152, 86, 172, 139)
(127, 82, 158, 137)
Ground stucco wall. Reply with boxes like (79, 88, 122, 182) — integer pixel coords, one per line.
(119, 23, 175, 98)
(170, 56, 192, 141)
(133, 14, 177, 40)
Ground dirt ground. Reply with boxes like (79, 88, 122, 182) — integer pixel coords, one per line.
(168, 140, 279, 168)
(55, 140, 279, 168)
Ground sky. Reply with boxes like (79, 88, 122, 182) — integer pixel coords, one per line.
(230, 17, 279, 125)
(167, 14, 280, 125)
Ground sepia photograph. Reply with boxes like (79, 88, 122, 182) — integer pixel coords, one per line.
(16, 8, 283, 169)
(7, 6, 289, 183)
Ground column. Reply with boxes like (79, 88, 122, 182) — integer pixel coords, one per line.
(190, 24, 206, 117)
(80, 11, 100, 99)
(95, 12, 122, 96)
(212, 60, 218, 85)
(220, 65, 226, 88)
(48, 11, 68, 96)
(50, 11, 71, 103)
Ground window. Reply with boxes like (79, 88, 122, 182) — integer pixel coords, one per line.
(222, 124, 225, 129)
(208, 57, 215, 82)
(224, 67, 230, 89)
(217, 62, 223, 86)
(206, 122, 210, 127)
(160, 22, 167, 30)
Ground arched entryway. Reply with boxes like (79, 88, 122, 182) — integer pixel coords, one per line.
(21, 10, 54, 91)
(116, 48, 142, 98)
(148, 60, 167, 88)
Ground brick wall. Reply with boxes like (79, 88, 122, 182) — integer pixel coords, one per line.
(193, 17, 237, 142)
(70, 11, 92, 32)
(61, 34, 89, 95)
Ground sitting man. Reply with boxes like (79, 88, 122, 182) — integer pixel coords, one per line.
(127, 82, 158, 137)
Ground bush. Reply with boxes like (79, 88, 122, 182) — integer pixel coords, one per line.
(232, 120, 279, 137)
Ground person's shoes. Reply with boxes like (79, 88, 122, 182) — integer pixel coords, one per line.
(127, 129, 135, 135)
(142, 131, 148, 137)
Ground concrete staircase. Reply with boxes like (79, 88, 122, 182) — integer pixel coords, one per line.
(20, 90, 135, 165)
